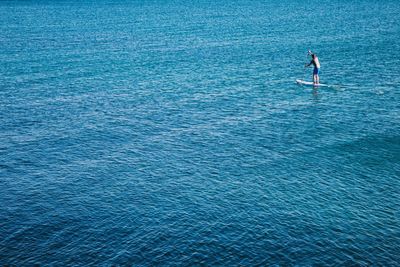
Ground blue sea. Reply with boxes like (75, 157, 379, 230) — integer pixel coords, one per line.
(1, 0, 399, 265)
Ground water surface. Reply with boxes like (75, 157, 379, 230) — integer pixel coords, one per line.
(1, 0, 399, 265)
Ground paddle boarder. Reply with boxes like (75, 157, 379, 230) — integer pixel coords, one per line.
(305, 50, 320, 85)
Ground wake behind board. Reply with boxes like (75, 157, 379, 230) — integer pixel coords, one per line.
(296, 79, 329, 87)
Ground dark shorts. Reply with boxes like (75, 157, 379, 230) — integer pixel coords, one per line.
(313, 68, 320, 75)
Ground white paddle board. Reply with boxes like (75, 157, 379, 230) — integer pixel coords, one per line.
(296, 79, 329, 87)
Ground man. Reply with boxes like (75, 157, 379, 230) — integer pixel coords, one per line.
(305, 50, 320, 85)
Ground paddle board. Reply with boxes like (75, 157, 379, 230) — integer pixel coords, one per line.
(296, 79, 329, 87)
